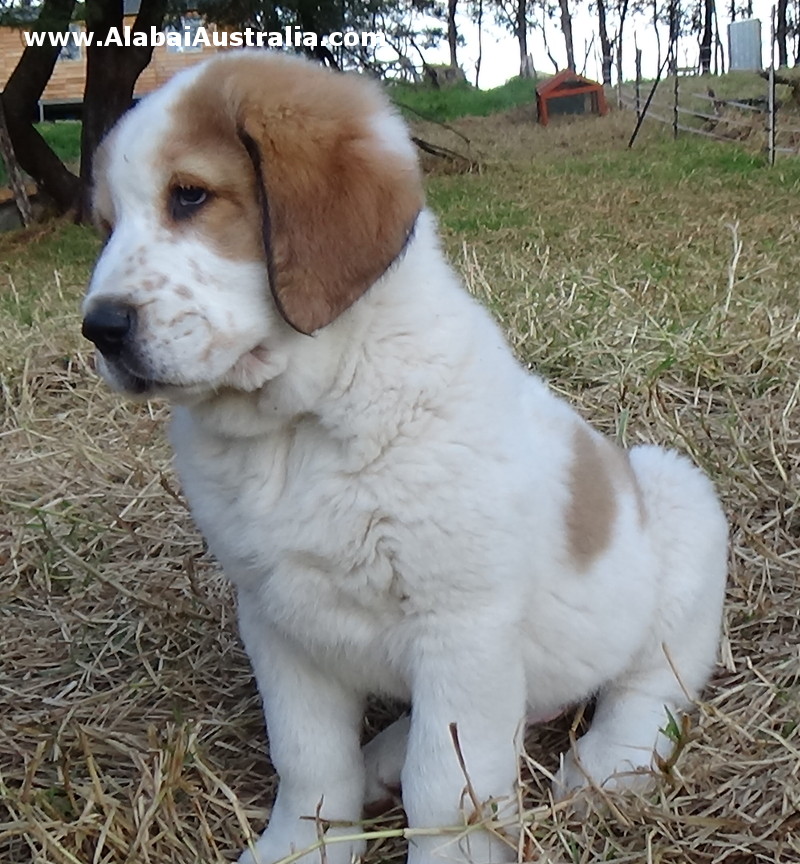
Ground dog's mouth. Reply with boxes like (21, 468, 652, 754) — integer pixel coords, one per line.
(94, 352, 162, 397)
(117, 367, 157, 396)
(94, 341, 281, 401)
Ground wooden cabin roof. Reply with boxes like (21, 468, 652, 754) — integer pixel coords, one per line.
(536, 69, 604, 97)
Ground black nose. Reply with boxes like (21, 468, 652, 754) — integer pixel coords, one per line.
(82, 302, 136, 357)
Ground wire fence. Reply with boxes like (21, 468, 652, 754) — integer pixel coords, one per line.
(620, 79, 800, 158)
(622, 6, 800, 160)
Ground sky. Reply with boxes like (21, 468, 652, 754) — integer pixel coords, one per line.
(421, 0, 779, 88)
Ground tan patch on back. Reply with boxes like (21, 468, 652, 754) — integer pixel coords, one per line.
(162, 54, 424, 334)
(567, 426, 617, 569)
(566, 427, 647, 569)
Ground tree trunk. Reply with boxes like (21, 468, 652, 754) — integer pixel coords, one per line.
(615, 0, 629, 96)
(596, 0, 613, 84)
(777, 0, 788, 67)
(578, 35, 594, 76)
(0, 95, 32, 226)
(517, 0, 531, 77)
(77, 0, 167, 221)
(475, 0, 483, 87)
(713, 0, 724, 73)
(700, 0, 714, 73)
(558, 0, 575, 71)
(0, 0, 80, 213)
(447, 0, 459, 68)
(652, 0, 662, 68)
(668, 0, 679, 75)
(796, 0, 800, 64)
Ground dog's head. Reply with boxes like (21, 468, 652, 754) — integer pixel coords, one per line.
(82, 51, 424, 399)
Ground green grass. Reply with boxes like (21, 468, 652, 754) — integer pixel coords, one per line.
(0, 223, 98, 324)
(388, 75, 539, 123)
(555, 133, 800, 188)
(415, 114, 800, 399)
(0, 120, 81, 187)
(39, 120, 82, 165)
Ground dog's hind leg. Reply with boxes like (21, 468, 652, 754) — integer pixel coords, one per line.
(554, 445, 727, 799)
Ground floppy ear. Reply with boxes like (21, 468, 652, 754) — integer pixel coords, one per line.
(235, 73, 424, 335)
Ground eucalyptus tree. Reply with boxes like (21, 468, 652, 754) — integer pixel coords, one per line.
(1, 0, 80, 211)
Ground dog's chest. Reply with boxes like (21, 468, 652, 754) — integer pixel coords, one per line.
(171, 413, 414, 642)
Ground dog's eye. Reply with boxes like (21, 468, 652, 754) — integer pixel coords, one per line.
(171, 185, 210, 220)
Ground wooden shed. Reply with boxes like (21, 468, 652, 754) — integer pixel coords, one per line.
(536, 70, 608, 126)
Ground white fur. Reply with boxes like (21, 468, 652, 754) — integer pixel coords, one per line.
(83, 53, 727, 864)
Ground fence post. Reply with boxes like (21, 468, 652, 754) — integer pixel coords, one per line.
(635, 44, 642, 120)
(673, 64, 679, 139)
(628, 52, 671, 149)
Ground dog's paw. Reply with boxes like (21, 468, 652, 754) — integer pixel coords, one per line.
(552, 737, 658, 802)
(237, 832, 287, 864)
(238, 823, 364, 864)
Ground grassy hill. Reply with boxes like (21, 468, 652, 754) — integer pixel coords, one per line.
(389, 75, 539, 122)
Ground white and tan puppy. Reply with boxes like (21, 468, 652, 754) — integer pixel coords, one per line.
(82, 51, 727, 864)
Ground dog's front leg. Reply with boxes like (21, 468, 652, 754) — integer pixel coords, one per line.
(403, 625, 525, 864)
(237, 599, 365, 864)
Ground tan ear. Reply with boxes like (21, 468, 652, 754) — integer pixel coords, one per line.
(231, 60, 424, 335)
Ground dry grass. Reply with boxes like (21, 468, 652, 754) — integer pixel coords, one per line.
(1, 111, 799, 863)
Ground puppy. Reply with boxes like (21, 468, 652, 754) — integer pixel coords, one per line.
(82, 51, 727, 864)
